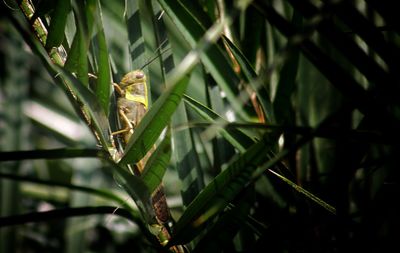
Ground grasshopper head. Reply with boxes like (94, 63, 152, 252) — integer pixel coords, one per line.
(119, 70, 146, 88)
(118, 69, 148, 108)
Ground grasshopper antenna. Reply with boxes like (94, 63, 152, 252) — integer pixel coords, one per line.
(140, 39, 171, 70)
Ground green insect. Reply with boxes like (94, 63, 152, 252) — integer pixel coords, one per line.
(111, 70, 149, 172)
(112, 70, 148, 143)
(110, 47, 185, 252)
(111, 70, 176, 246)
(111, 44, 170, 170)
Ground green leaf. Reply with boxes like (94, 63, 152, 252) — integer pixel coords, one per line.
(0, 148, 102, 161)
(267, 169, 336, 214)
(141, 1, 172, 98)
(170, 133, 274, 245)
(8, 10, 111, 149)
(45, 0, 71, 50)
(253, 2, 385, 120)
(172, 100, 204, 206)
(332, 0, 400, 70)
(273, 46, 299, 125)
(193, 193, 254, 253)
(141, 133, 171, 194)
(64, 23, 89, 86)
(0, 171, 137, 216)
(159, 0, 251, 120)
(184, 94, 254, 152)
(288, 0, 391, 92)
(93, 0, 112, 115)
(112, 164, 157, 224)
(0, 206, 137, 227)
(272, 10, 301, 125)
(55, 68, 112, 149)
(222, 35, 274, 123)
(125, 0, 148, 71)
(240, 5, 264, 66)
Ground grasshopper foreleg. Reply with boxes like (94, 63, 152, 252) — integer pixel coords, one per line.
(113, 83, 125, 96)
(111, 107, 134, 136)
(111, 83, 134, 138)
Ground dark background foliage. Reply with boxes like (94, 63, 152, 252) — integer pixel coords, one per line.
(1, 0, 400, 252)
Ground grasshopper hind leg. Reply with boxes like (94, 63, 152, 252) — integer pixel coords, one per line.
(111, 107, 135, 141)
(112, 98, 144, 143)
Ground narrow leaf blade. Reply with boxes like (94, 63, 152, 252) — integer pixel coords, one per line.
(45, 0, 71, 50)
(141, 133, 171, 193)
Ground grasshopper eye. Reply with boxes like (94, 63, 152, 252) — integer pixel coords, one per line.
(136, 72, 145, 79)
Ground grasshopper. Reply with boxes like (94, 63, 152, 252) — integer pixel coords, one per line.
(111, 44, 170, 171)
(112, 70, 148, 169)
(110, 40, 186, 251)
(112, 70, 147, 144)
(112, 69, 181, 249)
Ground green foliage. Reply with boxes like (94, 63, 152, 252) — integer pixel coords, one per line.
(1, 0, 400, 252)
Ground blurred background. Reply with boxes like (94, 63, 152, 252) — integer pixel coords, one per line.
(1, 0, 400, 252)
